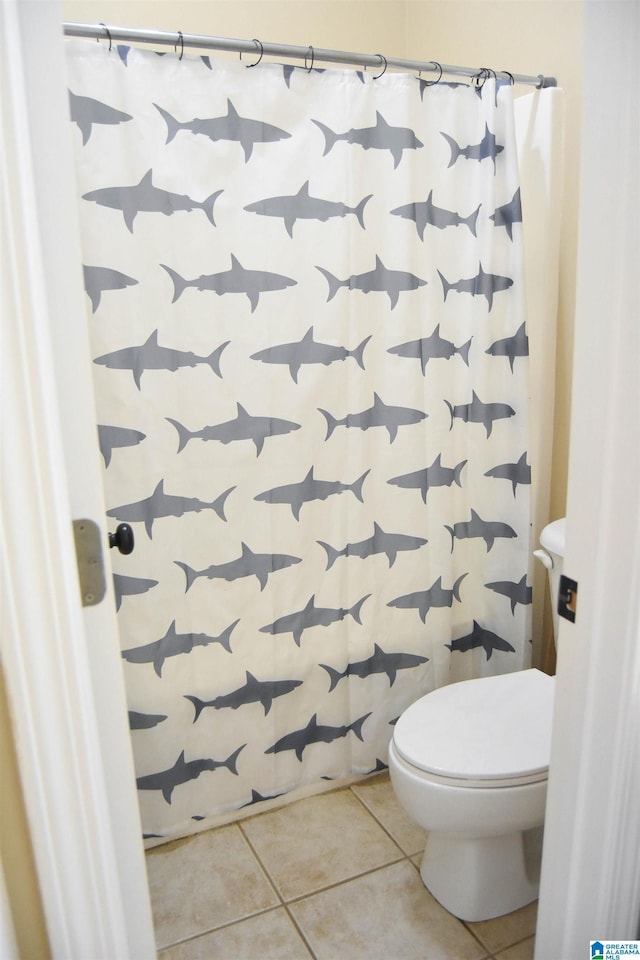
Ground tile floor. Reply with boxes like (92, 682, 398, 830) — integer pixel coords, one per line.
(146, 773, 537, 960)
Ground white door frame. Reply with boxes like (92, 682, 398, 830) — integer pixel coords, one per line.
(0, 1, 155, 956)
(534, 2, 640, 956)
(2, 2, 638, 957)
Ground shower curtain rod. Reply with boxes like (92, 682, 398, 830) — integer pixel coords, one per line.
(62, 22, 557, 89)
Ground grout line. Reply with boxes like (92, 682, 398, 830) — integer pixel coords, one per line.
(348, 782, 424, 860)
(239, 807, 408, 907)
(157, 904, 284, 953)
(237, 819, 286, 906)
(282, 852, 409, 907)
(282, 902, 317, 960)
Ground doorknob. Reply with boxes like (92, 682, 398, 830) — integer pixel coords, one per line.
(109, 523, 135, 555)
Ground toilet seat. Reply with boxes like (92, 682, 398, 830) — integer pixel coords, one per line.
(393, 669, 555, 788)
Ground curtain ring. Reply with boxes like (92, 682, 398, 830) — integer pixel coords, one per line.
(99, 22, 112, 51)
(501, 71, 515, 85)
(422, 61, 442, 86)
(175, 31, 184, 60)
(373, 53, 387, 79)
(246, 39, 264, 67)
(474, 67, 490, 88)
(536, 74, 545, 89)
(305, 45, 315, 72)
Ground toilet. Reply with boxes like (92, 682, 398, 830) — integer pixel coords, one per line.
(388, 519, 566, 922)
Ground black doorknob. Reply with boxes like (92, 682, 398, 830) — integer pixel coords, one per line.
(109, 523, 135, 555)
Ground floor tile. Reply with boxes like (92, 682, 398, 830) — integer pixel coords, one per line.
(289, 860, 490, 960)
(465, 900, 538, 954)
(158, 908, 313, 959)
(240, 788, 403, 901)
(495, 935, 536, 960)
(351, 773, 426, 856)
(146, 824, 279, 949)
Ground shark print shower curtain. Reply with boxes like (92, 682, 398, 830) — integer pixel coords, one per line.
(65, 38, 532, 838)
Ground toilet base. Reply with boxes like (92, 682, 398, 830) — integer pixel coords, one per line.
(419, 826, 542, 922)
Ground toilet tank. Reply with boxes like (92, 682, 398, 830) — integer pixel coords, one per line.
(536, 518, 567, 648)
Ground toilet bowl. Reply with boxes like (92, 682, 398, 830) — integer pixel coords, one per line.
(389, 669, 554, 921)
(388, 519, 566, 922)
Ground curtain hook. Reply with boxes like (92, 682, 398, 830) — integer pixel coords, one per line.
(373, 53, 387, 79)
(175, 31, 184, 60)
(98, 22, 112, 51)
(305, 45, 315, 72)
(501, 71, 515, 85)
(474, 66, 490, 88)
(422, 61, 442, 86)
(246, 39, 264, 67)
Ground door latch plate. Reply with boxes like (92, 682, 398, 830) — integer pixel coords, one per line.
(72, 519, 106, 607)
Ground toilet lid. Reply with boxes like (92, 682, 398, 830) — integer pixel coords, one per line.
(393, 669, 555, 785)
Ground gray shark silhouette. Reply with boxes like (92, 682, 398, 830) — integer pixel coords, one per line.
(137, 745, 245, 804)
(444, 391, 516, 438)
(93, 330, 229, 390)
(154, 100, 291, 162)
(438, 263, 513, 311)
(318, 523, 427, 569)
(260, 594, 370, 647)
(441, 124, 504, 171)
(282, 65, 330, 89)
(254, 466, 369, 521)
(387, 325, 472, 374)
(166, 404, 301, 457)
(391, 191, 480, 240)
(185, 672, 303, 720)
(484, 452, 531, 495)
(320, 644, 429, 690)
(387, 574, 468, 622)
(485, 575, 532, 615)
(490, 188, 523, 240)
(319, 393, 427, 443)
(175, 543, 302, 592)
(316, 256, 427, 310)
(486, 322, 529, 371)
(445, 509, 517, 552)
(97, 424, 146, 468)
(107, 479, 234, 539)
(82, 169, 223, 233)
(446, 620, 515, 660)
(83, 265, 138, 313)
(121, 618, 239, 677)
(128, 710, 167, 730)
(112, 574, 158, 612)
(244, 181, 372, 237)
(387, 454, 467, 504)
(251, 327, 371, 383)
(312, 112, 423, 168)
(240, 788, 287, 809)
(68, 90, 133, 145)
(116, 45, 130, 66)
(265, 712, 371, 761)
(161, 256, 297, 313)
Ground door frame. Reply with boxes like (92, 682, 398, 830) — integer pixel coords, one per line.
(2, 1, 639, 957)
(534, 2, 640, 955)
(0, 2, 155, 956)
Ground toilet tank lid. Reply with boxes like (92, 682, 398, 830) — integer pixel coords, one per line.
(540, 518, 566, 558)
(393, 669, 555, 782)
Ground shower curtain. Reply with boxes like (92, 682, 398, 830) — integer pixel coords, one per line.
(65, 39, 532, 839)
